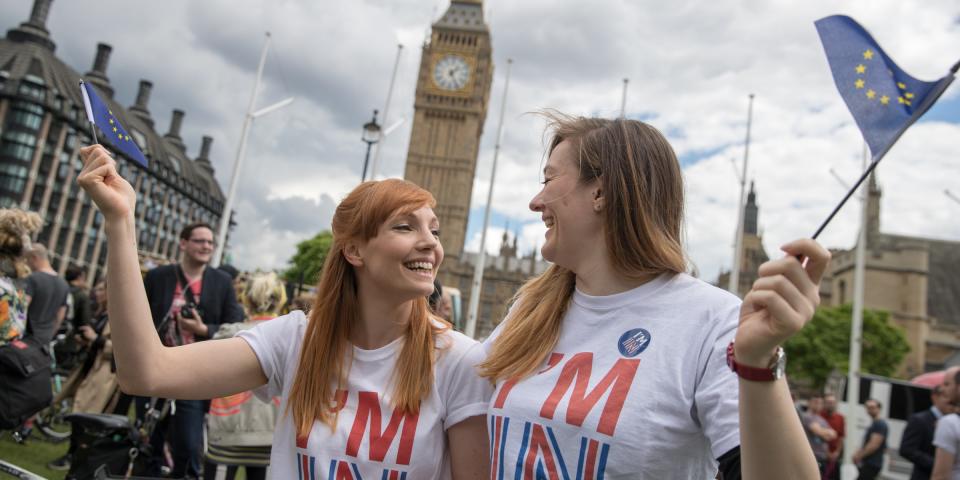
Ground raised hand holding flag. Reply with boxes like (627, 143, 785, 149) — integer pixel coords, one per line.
(79, 80, 148, 167)
(810, 15, 958, 239)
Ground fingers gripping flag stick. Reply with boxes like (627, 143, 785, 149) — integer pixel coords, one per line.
(79, 80, 148, 167)
(810, 15, 958, 239)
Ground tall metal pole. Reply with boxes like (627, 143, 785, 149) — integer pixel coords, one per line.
(362, 142, 373, 182)
(213, 33, 272, 268)
(843, 142, 869, 470)
(370, 44, 403, 180)
(464, 58, 512, 339)
(727, 93, 754, 296)
(619, 78, 628, 118)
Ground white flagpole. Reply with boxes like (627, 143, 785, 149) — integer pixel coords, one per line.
(464, 58, 512, 339)
(370, 44, 403, 180)
(213, 33, 293, 267)
(619, 78, 628, 118)
(842, 142, 869, 472)
(727, 93, 754, 296)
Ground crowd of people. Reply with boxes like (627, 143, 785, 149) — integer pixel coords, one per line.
(0, 112, 954, 479)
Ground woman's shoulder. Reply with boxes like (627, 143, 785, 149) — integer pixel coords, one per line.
(434, 323, 483, 363)
(660, 272, 742, 310)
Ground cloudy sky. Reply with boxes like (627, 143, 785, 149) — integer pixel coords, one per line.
(4, 0, 959, 281)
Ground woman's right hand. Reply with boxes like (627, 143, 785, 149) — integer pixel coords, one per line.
(77, 145, 136, 222)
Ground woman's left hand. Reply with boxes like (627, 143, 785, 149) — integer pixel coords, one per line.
(735, 238, 831, 367)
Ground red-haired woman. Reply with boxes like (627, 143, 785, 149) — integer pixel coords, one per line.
(480, 113, 830, 479)
(77, 144, 491, 479)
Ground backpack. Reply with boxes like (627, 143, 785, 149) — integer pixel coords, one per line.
(0, 337, 52, 429)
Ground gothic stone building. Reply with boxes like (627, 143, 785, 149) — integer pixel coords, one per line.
(0, 0, 232, 283)
(716, 181, 770, 299)
(826, 175, 960, 378)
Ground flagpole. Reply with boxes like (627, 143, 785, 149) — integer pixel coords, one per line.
(370, 44, 403, 180)
(213, 33, 295, 267)
(619, 78, 628, 118)
(464, 58, 512, 339)
(842, 142, 869, 471)
(727, 94, 753, 296)
(78, 81, 99, 144)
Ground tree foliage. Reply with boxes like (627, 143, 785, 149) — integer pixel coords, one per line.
(284, 231, 334, 287)
(784, 303, 910, 389)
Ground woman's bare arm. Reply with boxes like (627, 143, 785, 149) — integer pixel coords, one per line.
(79, 145, 266, 399)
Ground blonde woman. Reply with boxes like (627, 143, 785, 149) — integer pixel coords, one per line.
(77, 144, 491, 479)
(0, 208, 41, 346)
(481, 114, 829, 479)
(204, 271, 287, 480)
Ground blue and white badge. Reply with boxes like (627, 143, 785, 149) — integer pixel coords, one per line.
(618, 328, 651, 357)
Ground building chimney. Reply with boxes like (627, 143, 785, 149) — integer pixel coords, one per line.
(84, 43, 114, 97)
(129, 80, 153, 126)
(6, 0, 56, 51)
(164, 109, 186, 151)
(199, 136, 213, 159)
(27, 0, 53, 28)
(195, 136, 216, 176)
(91, 43, 111, 75)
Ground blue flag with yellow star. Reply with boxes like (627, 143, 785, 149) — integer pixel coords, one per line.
(80, 80, 148, 166)
(815, 15, 955, 160)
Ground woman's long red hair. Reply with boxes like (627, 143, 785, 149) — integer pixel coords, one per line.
(287, 179, 448, 436)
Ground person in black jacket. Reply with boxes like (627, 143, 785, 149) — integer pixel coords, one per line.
(137, 222, 243, 479)
(902, 382, 955, 480)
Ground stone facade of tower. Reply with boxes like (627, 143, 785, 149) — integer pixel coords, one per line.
(404, 0, 493, 262)
(716, 182, 770, 298)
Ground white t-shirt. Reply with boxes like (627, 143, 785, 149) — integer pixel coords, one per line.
(484, 273, 741, 479)
(238, 310, 492, 479)
(933, 413, 960, 479)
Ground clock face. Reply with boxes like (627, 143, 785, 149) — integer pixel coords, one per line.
(432, 55, 471, 91)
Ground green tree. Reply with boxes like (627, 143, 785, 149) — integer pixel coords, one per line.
(784, 304, 910, 389)
(284, 231, 334, 288)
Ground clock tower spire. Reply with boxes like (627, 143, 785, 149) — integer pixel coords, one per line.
(404, 0, 493, 262)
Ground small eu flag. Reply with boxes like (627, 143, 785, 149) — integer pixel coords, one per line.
(815, 15, 956, 161)
(79, 80, 148, 167)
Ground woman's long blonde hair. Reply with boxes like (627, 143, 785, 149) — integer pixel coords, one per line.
(287, 179, 448, 436)
(480, 112, 687, 382)
(243, 272, 287, 318)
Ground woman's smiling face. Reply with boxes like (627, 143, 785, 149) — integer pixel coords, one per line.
(355, 205, 444, 300)
(528, 140, 603, 270)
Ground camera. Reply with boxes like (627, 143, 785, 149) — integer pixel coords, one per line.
(180, 301, 200, 319)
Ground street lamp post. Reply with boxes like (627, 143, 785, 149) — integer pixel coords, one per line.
(361, 110, 381, 182)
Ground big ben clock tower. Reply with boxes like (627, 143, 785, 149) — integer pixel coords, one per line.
(404, 0, 493, 262)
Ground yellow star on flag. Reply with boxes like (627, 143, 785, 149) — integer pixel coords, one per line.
(112, 126, 117, 132)
(897, 82, 906, 90)
(855, 79, 865, 89)
(109, 118, 114, 124)
(905, 92, 914, 99)
(856, 64, 866, 74)
(125, 135, 130, 141)
(866, 89, 876, 99)
(863, 49, 874, 60)
(117, 133, 122, 140)
(898, 96, 906, 104)
(880, 95, 890, 105)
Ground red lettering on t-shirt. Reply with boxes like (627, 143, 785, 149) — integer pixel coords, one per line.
(493, 353, 565, 409)
(345, 391, 420, 465)
(539, 353, 640, 436)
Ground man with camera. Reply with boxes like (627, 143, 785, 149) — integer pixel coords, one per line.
(139, 222, 243, 479)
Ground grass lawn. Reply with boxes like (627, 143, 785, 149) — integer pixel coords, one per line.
(0, 432, 68, 479)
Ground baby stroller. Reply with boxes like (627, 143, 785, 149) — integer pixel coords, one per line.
(65, 398, 169, 479)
